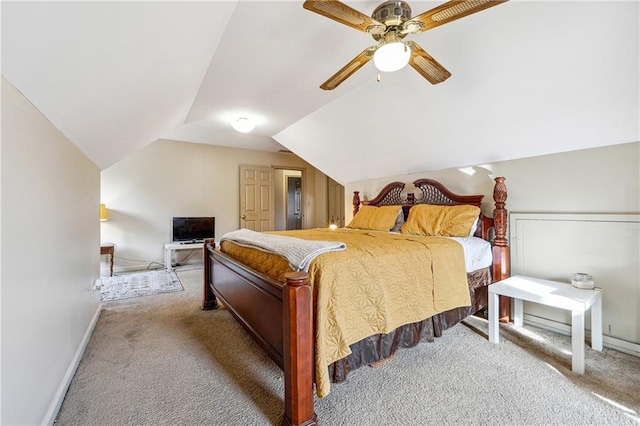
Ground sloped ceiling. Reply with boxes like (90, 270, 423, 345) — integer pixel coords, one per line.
(2, 1, 638, 184)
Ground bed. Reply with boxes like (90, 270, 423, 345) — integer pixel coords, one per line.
(202, 177, 510, 425)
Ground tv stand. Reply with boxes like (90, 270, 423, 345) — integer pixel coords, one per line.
(164, 242, 204, 271)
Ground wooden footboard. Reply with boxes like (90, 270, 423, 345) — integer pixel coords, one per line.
(202, 177, 510, 426)
(202, 243, 317, 425)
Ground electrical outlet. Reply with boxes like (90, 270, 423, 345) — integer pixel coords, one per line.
(608, 324, 612, 334)
(93, 278, 102, 290)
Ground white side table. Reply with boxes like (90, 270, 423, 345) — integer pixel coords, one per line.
(488, 275, 603, 374)
(164, 242, 204, 271)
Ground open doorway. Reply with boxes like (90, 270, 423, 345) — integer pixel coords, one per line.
(239, 165, 307, 232)
(286, 176, 302, 230)
(274, 168, 304, 231)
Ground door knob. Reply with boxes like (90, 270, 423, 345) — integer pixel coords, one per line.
(241, 215, 246, 220)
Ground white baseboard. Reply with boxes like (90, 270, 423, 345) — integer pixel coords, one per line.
(106, 260, 203, 275)
(524, 313, 640, 358)
(43, 303, 102, 426)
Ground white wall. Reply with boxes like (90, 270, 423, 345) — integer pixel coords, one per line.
(100, 140, 328, 272)
(345, 142, 640, 346)
(346, 142, 640, 219)
(1, 78, 101, 425)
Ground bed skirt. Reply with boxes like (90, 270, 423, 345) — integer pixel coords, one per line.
(328, 267, 490, 383)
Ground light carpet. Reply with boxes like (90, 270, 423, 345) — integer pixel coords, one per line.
(57, 268, 640, 425)
(99, 269, 183, 302)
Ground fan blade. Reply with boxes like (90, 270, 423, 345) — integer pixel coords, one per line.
(320, 46, 376, 90)
(407, 42, 451, 85)
(303, 1, 386, 34)
(407, 0, 507, 33)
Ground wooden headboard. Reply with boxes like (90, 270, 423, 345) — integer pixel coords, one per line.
(352, 177, 510, 292)
(353, 178, 503, 240)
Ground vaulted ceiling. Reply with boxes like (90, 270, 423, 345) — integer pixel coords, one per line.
(2, 1, 638, 184)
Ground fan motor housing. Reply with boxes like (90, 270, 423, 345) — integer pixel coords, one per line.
(372, 1, 412, 26)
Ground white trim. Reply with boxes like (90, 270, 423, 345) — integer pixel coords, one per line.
(42, 303, 102, 426)
(524, 313, 640, 358)
(108, 259, 203, 275)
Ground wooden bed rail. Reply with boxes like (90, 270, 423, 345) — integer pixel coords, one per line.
(202, 239, 218, 310)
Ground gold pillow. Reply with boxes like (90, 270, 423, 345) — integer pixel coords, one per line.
(346, 205, 402, 231)
(400, 204, 481, 237)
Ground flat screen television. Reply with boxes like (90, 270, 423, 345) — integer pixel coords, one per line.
(172, 217, 215, 243)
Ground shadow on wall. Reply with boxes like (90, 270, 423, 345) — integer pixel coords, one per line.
(100, 209, 164, 269)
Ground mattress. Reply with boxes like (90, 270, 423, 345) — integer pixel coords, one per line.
(447, 236, 493, 272)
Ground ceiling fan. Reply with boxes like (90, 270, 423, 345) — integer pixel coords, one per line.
(303, 0, 508, 90)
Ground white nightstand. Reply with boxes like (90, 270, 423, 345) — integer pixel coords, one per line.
(488, 275, 603, 374)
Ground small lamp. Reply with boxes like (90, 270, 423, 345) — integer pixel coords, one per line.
(100, 203, 108, 221)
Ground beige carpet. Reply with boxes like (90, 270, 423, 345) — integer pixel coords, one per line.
(55, 268, 640, 425)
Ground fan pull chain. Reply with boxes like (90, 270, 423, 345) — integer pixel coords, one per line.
(377, 73, 381, 83)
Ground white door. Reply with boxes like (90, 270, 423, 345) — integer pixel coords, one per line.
(240, 165, 274, 231)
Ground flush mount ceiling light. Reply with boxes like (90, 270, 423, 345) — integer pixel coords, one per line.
(231, 117, 256, 133)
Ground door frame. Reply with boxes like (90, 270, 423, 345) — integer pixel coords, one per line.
(273, 166, 306, 230)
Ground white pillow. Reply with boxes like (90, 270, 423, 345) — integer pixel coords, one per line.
(468, 217, 479, 237)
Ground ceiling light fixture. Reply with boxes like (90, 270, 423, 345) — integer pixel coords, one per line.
(374, 41, 411, 72)
(231, 117, 256, 133)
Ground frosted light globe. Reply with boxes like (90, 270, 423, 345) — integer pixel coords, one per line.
(373, 42, 411, 73)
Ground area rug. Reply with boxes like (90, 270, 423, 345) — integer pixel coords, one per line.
(99, 270, 183, 302)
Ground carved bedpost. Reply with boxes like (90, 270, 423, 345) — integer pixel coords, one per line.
(353, 191, 360, 216)
(202, 239, 219, 310)
(491, 177, 511, 322)
(283, 272, 317, 426)
(493, 177, 508, 248)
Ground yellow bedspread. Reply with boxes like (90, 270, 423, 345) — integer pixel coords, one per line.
(220, 228, 471, 398)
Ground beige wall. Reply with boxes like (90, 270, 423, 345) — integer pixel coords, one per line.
(1, 78, 101, 424)
(345, 142, 640, 347)
(100, 139, 329, 272)
(346, 142, 640, 219)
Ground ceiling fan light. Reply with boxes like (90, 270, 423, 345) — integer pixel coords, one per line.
(231, 117, 256, 133)
(373, 42, 411, 73)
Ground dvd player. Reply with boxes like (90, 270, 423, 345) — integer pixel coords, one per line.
(178, 240, 204, 245)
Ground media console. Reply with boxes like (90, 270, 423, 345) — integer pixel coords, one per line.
(164, 242, 204, 271)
